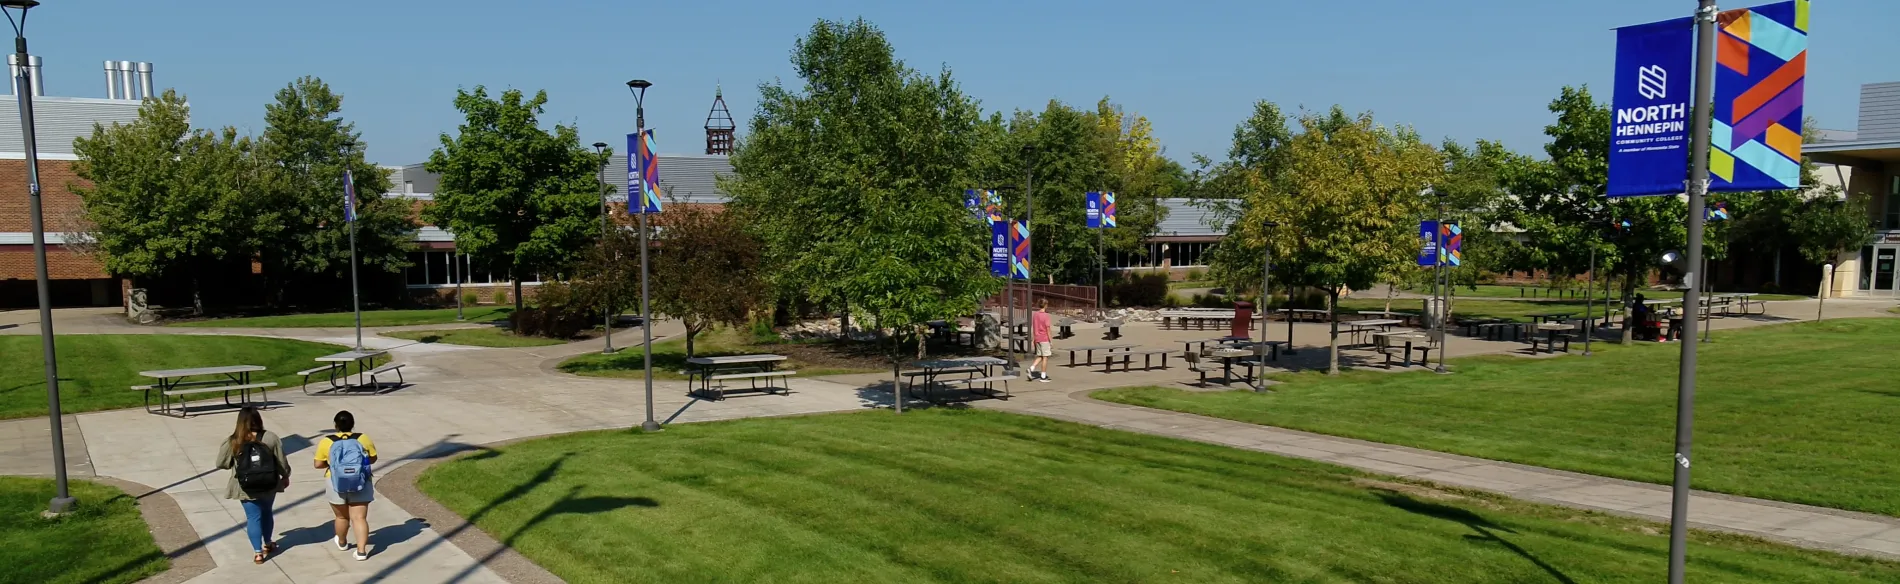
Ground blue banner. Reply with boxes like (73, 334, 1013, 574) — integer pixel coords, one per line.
(989, 221, 1008, 277)
(1086, 191, 1102, 228)
(1418, 221, 1440, 267)
(629, 131, 662, 213)
(1608, 16, 1694, 197)
(965, 189, 982, 220)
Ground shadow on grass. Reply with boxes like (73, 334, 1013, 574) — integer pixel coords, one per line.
(1376, 491, 1577, 584)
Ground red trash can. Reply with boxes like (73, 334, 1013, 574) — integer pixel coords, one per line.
(1232, 301, 1254, 338)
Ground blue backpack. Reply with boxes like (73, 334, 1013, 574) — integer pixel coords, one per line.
(328, 433, 371, 493)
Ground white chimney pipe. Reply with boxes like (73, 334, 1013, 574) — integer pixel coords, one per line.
(104, 60, 118, 99)
(117, 61, 134, 100)
(7, 55, 18, 95)
(27, 55, 42, 97)
(136, 62, 153, 99)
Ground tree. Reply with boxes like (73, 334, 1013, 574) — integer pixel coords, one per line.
(1221, 107, 1442, 373)
(648, 200, 765, 359)
(1791, 196, 1874, 319)
(424, 87, 606, 316)
(73, 91, 256, 313)
(722, 18, 1000, 396)
(255, 77, 410, 308)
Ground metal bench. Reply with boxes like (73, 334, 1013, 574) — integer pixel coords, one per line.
(1102, 349, 1171, 372)
(1475, 322, 1521, 341)
(297, 365, 339, 395)
(700, 370, 797, 400)
(1065, 344, 1135, 367)
(936, 375, 1013, 399)
(1182, 352, 1221, 387)
(141, 382, 277, 418)
(368, 363, 407, 389)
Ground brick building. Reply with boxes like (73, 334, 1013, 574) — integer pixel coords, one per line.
(0, 59, 147, 309)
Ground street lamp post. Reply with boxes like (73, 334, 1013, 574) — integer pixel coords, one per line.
(1256, 221, 1277, 392)
(593, 141, 613, 355)
(1669, 2, 1719, 582)
(3, 0, 69, 516)
(344, 139, 363, 351)
(627, 79, 660, 433)
(1432, 188, 1449, 374)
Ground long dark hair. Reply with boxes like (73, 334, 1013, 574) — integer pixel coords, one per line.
(228, 407, 265, 456)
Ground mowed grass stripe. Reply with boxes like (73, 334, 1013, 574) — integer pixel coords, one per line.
(418, 410, 1900, 583)
(1097, 318, 1900, 517)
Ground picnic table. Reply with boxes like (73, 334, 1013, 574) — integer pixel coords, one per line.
(1527, 322, 1575, 354)
(1372, 332, 1434, 368)
(1158, 310, 1242, 330)
(300, 349, 395, 394)
(1341, 319, 1403, 345)
(1280, 308, 1329, 323)
(1065, 343, 1136, 367)
(1183, 336, 1250, 355)
(1526, 312, 1577, 324)
(136, 365, 275, 418)
(686, 354, 793, 400)
(903, 356, 1011, 403)
(1202, 347, 1265, 386)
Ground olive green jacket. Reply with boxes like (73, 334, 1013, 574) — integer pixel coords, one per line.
(213, 430, 291, 501)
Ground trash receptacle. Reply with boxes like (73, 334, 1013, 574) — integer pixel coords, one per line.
(1232, 301, 1255, 338)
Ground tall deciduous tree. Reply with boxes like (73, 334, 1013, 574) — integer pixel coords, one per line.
(256, 77, 409, 308)
(1792, 196, 1875, 319)
(649, 200, 765, 359)
(723, 18, 999, 370)
(73, 91, 256, 313)
(424, 87, 605, 315)
(1221, 107, 1442, 373)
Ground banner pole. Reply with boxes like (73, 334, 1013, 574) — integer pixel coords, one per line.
(1669, 3, 1718, 582)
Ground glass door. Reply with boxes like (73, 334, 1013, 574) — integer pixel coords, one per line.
(1877, 247, 1897, 293)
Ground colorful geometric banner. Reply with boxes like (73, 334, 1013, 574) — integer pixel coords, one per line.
(1008, 219, 1031, 281)
(1086, 191, 1103, 229)
(1102, 192, 1118, 228)
(1712, 0, 1807, 192)
(1417, 220, 1440, 267)
(1707, 201, 1732, 221)
(1608, 16, 1695, 197)
(989, 220, 1009, 277)
(342, 169, 357, 222)
(965, 189, 982, 220)
(1440, 223, 1463, 267)
(985, 190, 1003, 225)
(628, 130, 662, 214)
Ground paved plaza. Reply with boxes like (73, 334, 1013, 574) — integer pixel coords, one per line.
(1, 298, 1897, 582)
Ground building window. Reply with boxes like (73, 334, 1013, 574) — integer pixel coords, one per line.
(1861, 246, 1875, 291)
(403, 251, 532, 287)
(1887, 176, 1900, 230)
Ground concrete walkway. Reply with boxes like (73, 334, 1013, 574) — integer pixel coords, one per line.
(0, 298, 1895, 582)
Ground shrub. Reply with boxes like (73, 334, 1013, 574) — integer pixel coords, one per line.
(462, 292, 480, 306)
(1107, 273, 1170, 307)
(1162, 294, 1183, 308)
(491, 289, 509, 305)
(511, 281, 593, 339)
(1186, 268, 1207, 281)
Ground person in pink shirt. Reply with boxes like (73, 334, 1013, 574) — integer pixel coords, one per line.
(1030, 299, 1053, 382)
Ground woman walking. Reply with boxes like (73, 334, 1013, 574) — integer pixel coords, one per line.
(214, 406, 291, 565)
(316, 410, 379, 561)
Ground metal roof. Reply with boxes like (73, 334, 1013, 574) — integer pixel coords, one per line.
(0, 96, 144, 158)
(1155, 198, 1230, 237)
(598, 153, 733, 204)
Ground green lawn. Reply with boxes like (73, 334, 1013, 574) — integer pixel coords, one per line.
(382, 326, 568, 348)
(168, 306, 512, 328)
(1403, 284, 1804, 302)
(0, 335, 348, 419)
(0, 477, 167, 584)
(1098, 318, 1900, 517)
(558, 328, 879, 380)
(416, 410, 1898, 583)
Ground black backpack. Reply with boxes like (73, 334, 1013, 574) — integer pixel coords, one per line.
(235, 440, 280, 493)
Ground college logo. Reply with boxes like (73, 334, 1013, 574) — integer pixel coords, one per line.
(1637, 65, 1668, 100)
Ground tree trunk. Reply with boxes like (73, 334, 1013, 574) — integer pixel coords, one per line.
(685, 325, 698, 360)
(1383, 283, 1395, 313)
(512, 270, 525, 317)
(891, 333, 904, 414)
(1620, 268, 1636, 345)
(1327, 289, 1340, 375)
(191, 276, 204, 316)
(839, 301, 850, 336)
(915, 324, 928, 359)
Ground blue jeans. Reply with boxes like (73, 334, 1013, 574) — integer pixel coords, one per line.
(241, 496, 275, 553)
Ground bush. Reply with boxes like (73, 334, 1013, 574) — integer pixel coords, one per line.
(511, 281, 593, 339)
(462, 292, 480, 306)
(1107, 273, 1171, 307)
(491, 289, 509, 305)
(1186, 269, 1207, 281)
(1162, 294, 1183, 308)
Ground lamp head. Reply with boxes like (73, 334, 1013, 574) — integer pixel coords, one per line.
(592, 141, 608, 149)
(0, 0, 39, 9)
(626, 79, 651, 90)
(1660, 250, 1686, 271)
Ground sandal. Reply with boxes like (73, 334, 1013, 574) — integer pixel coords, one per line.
(264, 542, 278, 555)
(253, 551, 266, 565)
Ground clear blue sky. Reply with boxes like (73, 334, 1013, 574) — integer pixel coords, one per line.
(23, 0, 1898, 166)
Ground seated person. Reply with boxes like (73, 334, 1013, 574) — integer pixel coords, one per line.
(1630, 294, 1660, 340)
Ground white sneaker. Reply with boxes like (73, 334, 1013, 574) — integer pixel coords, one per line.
(354, 546, 370, 561)
(335, 536, 349, 551)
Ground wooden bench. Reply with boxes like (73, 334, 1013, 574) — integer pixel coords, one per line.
(936, 375, 1013, 399)
(1527, 334, 1572, 354)
(1102, 349, 1170, 372)
(1475, 322, 1520, 341)
(1065, 344, 1134, 367)
(1382, 344, 1436, 369)
(700, 370, 796, 400)
(368, 363, 407, 389)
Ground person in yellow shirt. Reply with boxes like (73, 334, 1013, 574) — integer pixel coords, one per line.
(314, 410, 379, 560)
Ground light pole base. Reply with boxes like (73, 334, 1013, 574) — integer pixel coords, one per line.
(640, 420, 662, 433)
(45, 496, 75, 516)
(1433, 366, 1451, 375)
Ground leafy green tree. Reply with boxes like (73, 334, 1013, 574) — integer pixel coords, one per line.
(1222, 107, 1442, 373)
(424, 87, 606, 315)
(255, 77, 410, 308)
(73, 92, 256, 313)
(722, 18, 1000, 375)
(1792, 196, 1875, 319)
